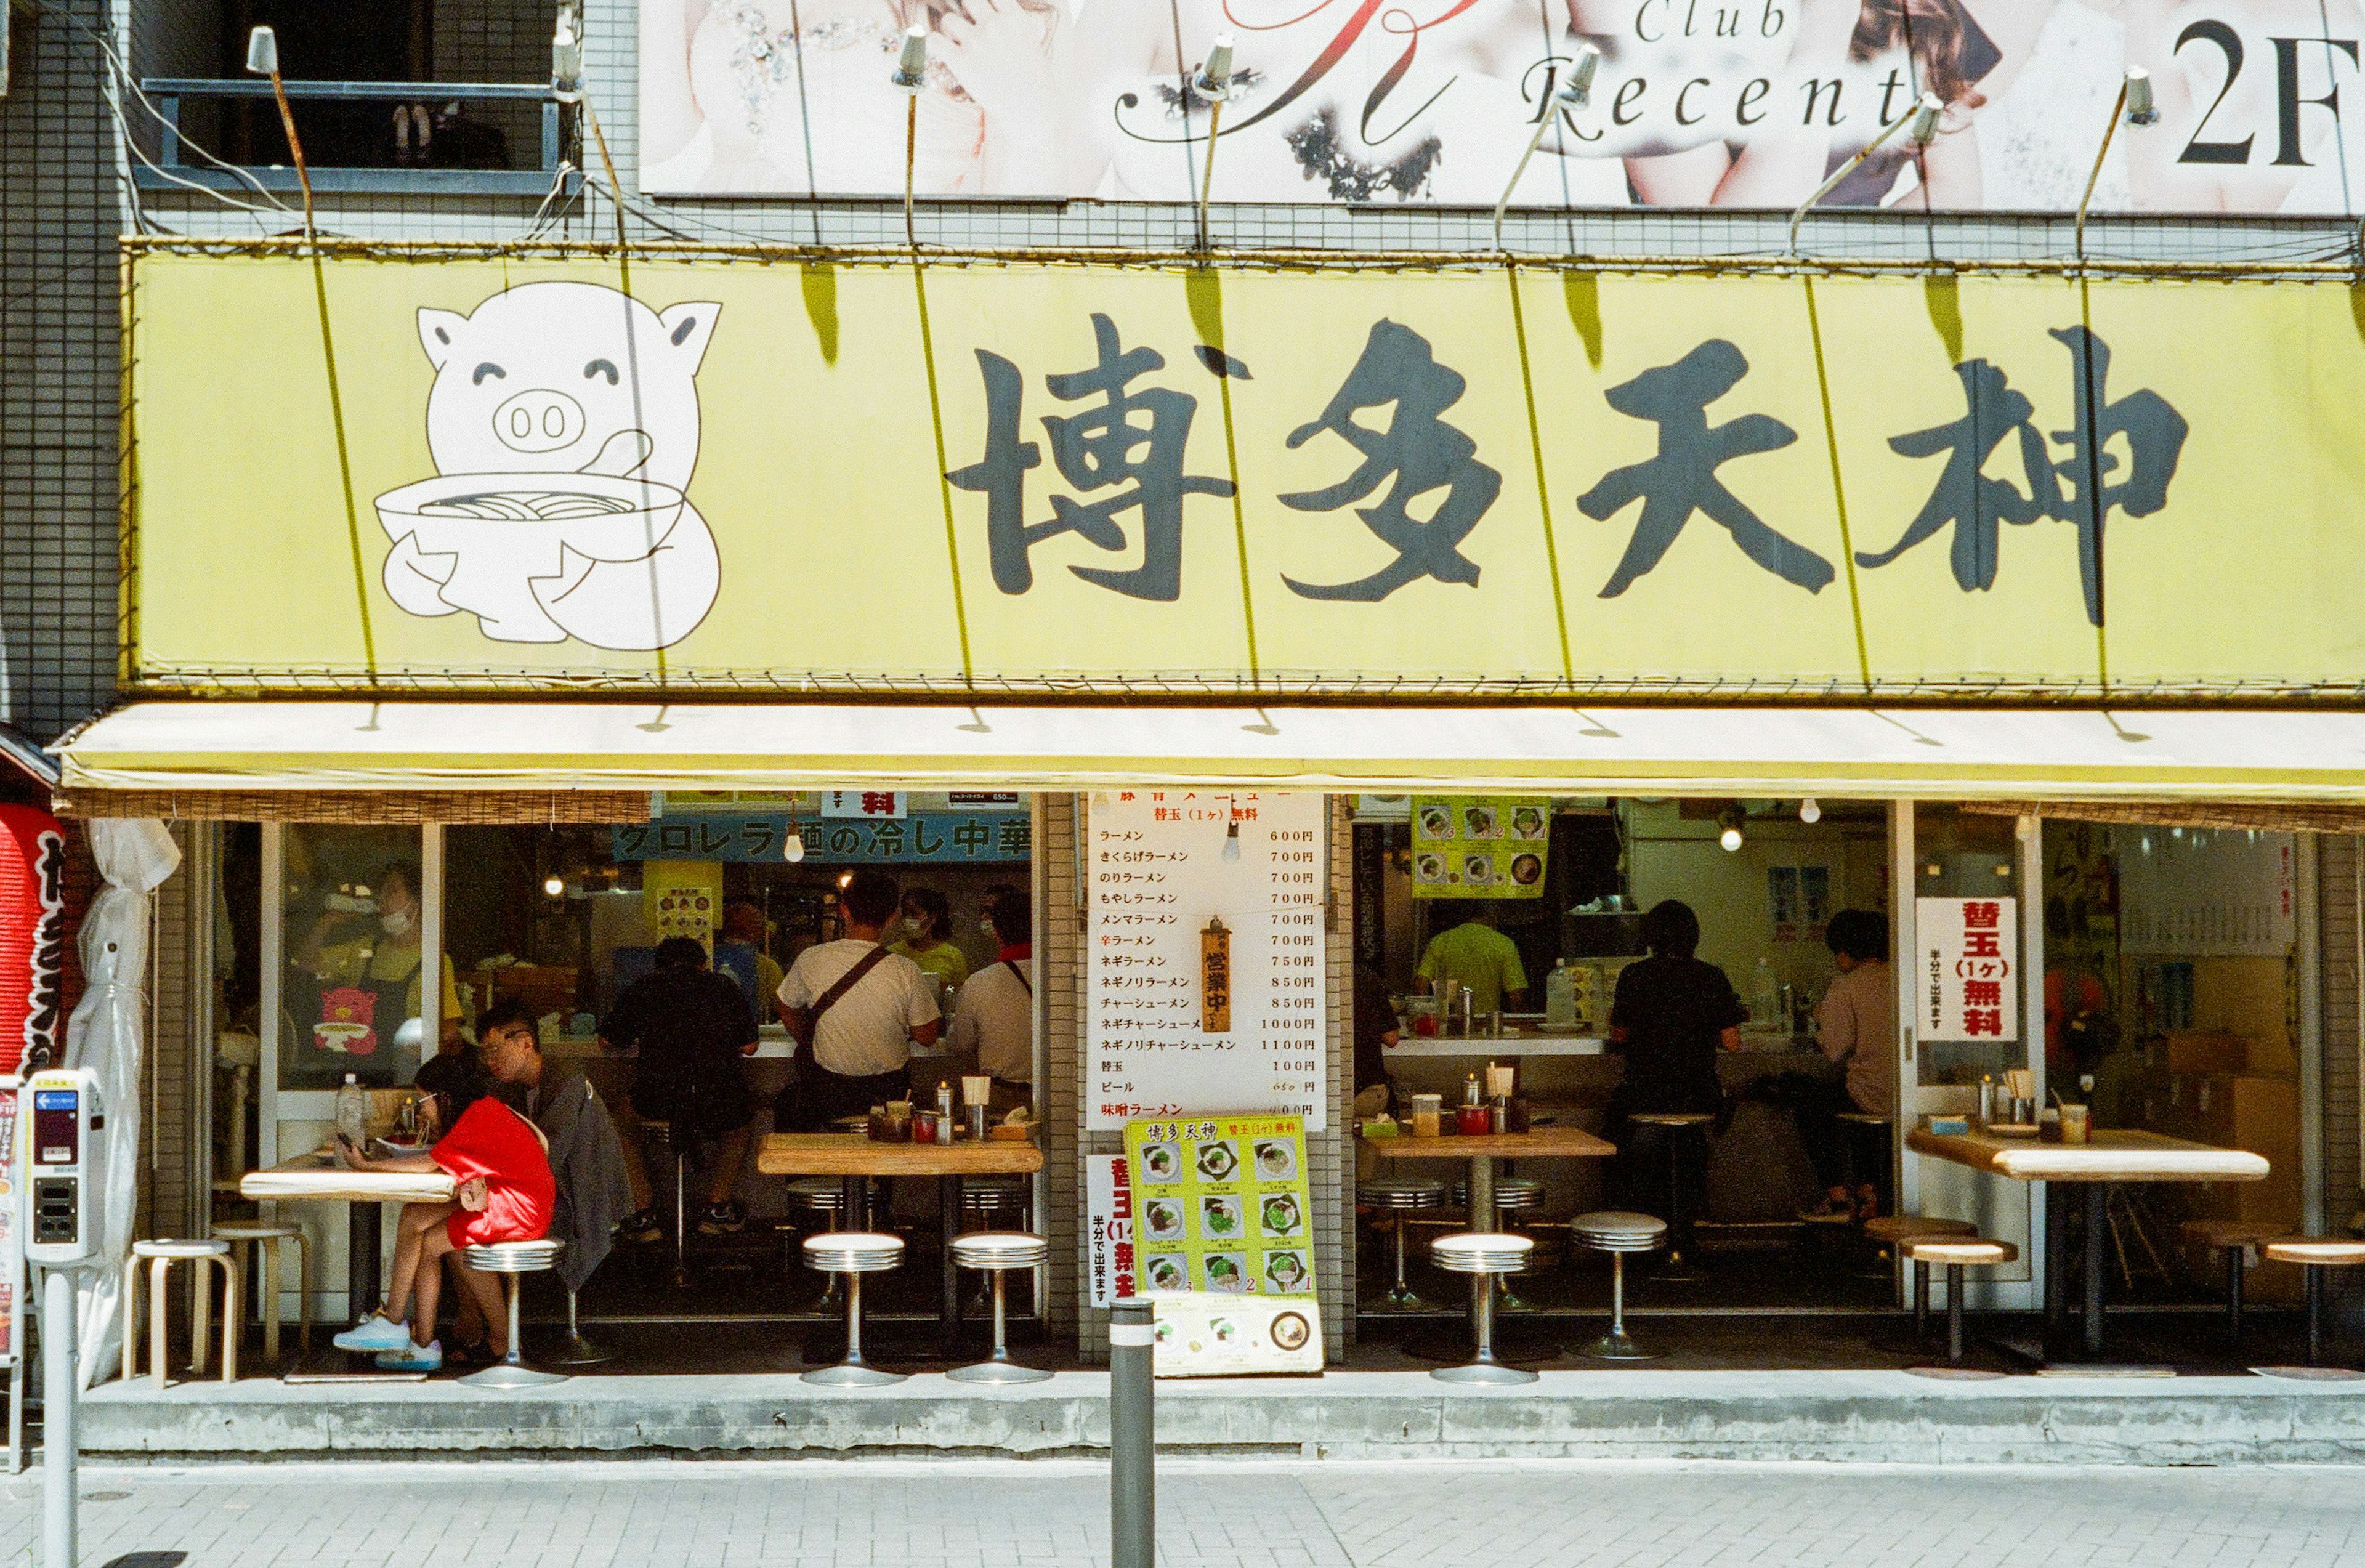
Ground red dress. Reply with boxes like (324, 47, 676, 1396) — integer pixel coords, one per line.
(432, 1097, 556, 1249)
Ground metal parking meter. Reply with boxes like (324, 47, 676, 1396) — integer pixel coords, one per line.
(21, 1068, 105, 1568)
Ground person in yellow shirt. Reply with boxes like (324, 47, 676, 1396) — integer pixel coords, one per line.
(891, 886, 971, 998)
(292, 862, 463, 1081)
(1415, 902, 1529, 1019)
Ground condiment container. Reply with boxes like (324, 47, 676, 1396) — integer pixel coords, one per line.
(1410, 1094, 1442, 1138)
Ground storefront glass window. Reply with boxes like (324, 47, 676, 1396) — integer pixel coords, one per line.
(277, 825, 440, 1091)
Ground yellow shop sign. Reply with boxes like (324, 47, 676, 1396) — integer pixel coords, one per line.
(123, 244, 2365, 698)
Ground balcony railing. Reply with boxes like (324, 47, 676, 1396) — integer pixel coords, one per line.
(137, 78, 573, 197)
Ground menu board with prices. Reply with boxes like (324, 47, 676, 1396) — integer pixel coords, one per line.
(1125, 1115, 1316, 1302)
(1087, 790, 1327, 1130)
(1410, 796, 1551, 899)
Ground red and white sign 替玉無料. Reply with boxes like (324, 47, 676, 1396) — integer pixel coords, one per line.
(1918, 897, 2018, 1044)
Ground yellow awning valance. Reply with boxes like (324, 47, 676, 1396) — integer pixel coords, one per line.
(49, 701, 2365, 807)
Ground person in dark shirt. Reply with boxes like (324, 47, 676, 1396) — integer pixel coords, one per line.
(1351, 968, 1400, 1118)
(599, 936, 759, 1239)
(1606, 899, 1745, 1211)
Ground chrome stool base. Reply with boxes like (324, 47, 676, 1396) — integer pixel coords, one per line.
(802, 1360, 907, 1388)
(1431, 1358, 1537, 1386)
(1580, 1330, 1660, 1362)
(547, 1335, 612, 1368)
(947, 1356, 1053, 1385)
(460, 1362, 570, 1389)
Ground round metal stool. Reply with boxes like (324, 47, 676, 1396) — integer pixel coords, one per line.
(1628, 1112, 1713, 1280)
(1457, 1179, 1546, 1311)
(802, 1231, 907, 1387)
(1428, 1232, 1538, 1385)
(125, 1239, 236, 1387)
(458, 1239, 570, 1390)
(960, 1179, 1032, 1311)
(1897, 1235, 2014, 1378)
(1569, 1211, 1667, 1362)
(212, 1221, 310, 1364)
(1864, 1216, 1977, 1338)
(1836, 1111, 1894, 1206)
(962, 1177, 1029, 1226)
(640, 1119, 693, 1288)
(2260, 1238, 2365, 1376)
(785, 1177, 851, 1305)
(947, 1232, 1051, 1384)
(1359, 1178, 1447, 1311)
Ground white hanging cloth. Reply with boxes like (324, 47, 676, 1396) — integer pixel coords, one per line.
(62, 818, 180, 1389)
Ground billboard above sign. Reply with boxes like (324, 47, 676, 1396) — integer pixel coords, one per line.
(124, 246, 2365, 698)
(640, 0, 2365, 215)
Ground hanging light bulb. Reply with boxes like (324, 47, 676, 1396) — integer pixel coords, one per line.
(1797, 798, 1821, 825)
(542, 875, 565, 899)
(1720, 826, 1744, 852)
(1716, 805, 1744, 852)
(1222, 821, 1242, 862)
(784, 823, 806, 863)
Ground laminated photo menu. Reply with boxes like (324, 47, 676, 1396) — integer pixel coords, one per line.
(1126, 1114, 1315, 1301)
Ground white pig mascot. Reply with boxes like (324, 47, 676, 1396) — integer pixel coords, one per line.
(376, 281, 723, 650)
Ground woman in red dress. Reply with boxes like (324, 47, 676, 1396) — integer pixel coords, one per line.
(330, 1052, 554, 1371)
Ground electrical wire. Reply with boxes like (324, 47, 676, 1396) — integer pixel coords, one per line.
(39, 0, 305, 227)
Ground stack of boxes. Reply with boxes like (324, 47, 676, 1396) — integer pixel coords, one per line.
(2141, 973, 2303, 1299)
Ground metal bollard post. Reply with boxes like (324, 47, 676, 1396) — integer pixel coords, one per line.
(1109, 1298, 1155, 1568)
(42, 1267, 76, 1568)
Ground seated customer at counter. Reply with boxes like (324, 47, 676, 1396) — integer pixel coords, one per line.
(331, 1051, 554, 1372)
(779, 868, 944, 1129)
(1415, 901, 1527, 1019)
(1801, 910, 1896, 1219)
(946, 886, 1033, 1115)
(600, 937, 762, 1240)
(1605, 899, 1745, 1210)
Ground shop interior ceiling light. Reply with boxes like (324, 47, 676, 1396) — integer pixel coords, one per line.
(543, 875, 565, 899)
(1717, 807, 1745, 853)
(1222, 821, 1242, 862)
(784, 825, 806, 863)
(1798, 798, 1821, 825)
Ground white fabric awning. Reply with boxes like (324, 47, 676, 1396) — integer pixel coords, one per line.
(49, 701, 2365, 801)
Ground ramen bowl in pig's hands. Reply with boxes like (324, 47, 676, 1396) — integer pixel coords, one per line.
(375, 472, 688, 642)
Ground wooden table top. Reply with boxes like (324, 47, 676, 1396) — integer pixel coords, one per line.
(1366, 1126, 1617, 1160)
(240, 1150, 457, 1205)
(756, 1132, 1045, 1178)
(1906, 1126, 2269, 1183)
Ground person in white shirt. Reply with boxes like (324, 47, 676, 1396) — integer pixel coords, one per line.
(948, 886, 1033, 1116)
(777, 868, 942, 1130)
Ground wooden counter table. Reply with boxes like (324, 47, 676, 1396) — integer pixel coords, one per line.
(1367, 1126, 1617, 1230)
(1906, 1125, 2269, 1360)
(757, 1133, 1045, 1358)
(241, 1151, 459, 1336)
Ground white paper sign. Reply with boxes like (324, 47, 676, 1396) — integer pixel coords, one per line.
(1085, 1154, 1134, 1309)
(1086, 790, 1327, 1131)
(823, 790, 905, 818)
(1918, 896, 2018, 1044)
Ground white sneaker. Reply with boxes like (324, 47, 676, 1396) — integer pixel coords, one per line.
(375, 1338, 442, 1372)
(331, 1314, 412, 1352)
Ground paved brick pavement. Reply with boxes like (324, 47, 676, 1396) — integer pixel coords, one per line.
(0, 1458, 2358, 1568)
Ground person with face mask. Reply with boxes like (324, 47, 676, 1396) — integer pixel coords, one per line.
(292, 860, 464, 1083)
(890, 886, 970, 999)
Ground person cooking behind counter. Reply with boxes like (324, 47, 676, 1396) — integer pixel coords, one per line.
(1414, 900, 1527, 1019)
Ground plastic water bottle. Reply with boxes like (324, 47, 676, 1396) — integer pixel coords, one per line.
(1544, 960, 1578, 1030)
(1750, 959, 1780, 1025)
(335, 1072, 368, 1152)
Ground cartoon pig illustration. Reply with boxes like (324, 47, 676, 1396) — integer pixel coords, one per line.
(375, 281, 723, 650)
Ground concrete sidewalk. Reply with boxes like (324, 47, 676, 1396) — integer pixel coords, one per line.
(4, 1456, 2360, 1568)
(75, 1367, 2365, 1465)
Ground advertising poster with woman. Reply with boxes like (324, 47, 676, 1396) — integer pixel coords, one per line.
(641, 1, 2365, 213)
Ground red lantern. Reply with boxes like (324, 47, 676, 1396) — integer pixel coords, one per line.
(0, 806, 67, 1074)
